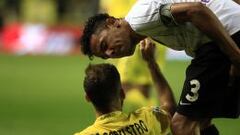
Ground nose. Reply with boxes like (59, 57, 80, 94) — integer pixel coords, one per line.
(105, 49, 115, 57)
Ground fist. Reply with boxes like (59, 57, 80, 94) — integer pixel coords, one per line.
(140, 38, 156, 62)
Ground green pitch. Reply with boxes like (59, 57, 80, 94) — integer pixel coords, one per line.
(0, 54, 239, 135)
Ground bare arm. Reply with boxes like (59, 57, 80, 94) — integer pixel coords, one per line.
(170, 2, 240, 68)
(140, 39, 176, 117)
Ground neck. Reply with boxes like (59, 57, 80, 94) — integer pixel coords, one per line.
(124, 19, 146, 45)
(95, 105, 122, 118)
(131, 31, 146, 45)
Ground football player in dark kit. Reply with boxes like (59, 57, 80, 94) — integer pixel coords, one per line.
(80, 0, 240, 135)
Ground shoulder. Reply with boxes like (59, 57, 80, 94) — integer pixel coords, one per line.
(135, 106, 168, 114)
(133, 106, 170, 122)
(134, 106, 171, 134)
(125, 0, 163, 31)
(126, 0, 162, 19)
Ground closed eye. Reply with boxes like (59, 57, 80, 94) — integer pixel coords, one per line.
(100, 41, 107, 52)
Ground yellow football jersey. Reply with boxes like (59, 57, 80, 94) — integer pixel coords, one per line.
(116, 45, 166, 85)
(74, 106, 170, 135)
(123, 88, 156, 113)
(100, 0, 136, 17)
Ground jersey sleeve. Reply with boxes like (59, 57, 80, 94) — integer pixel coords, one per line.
(125, 0, 180, 37)
(151, 106, 171, 135)
(137, 106, 171, 135)
(159, 4, 178, 27)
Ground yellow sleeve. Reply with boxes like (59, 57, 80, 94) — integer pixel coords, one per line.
(138, 106, 171, 135)
(152, 107, 171, 135)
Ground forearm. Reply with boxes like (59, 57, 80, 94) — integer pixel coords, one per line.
(171, 3, 240, 68)
(146, 59, 176, 117)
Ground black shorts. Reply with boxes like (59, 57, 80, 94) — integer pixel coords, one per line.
(177, 31, 240, 119)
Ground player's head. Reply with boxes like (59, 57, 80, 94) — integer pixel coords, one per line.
(81, 13, 138, 59)
(83, 63, 125, 113)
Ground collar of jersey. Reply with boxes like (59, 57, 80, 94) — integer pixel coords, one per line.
(95, 111, 127, 125)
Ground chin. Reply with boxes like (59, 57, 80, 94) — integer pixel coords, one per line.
(128, 48, 135, 56)
(123, 51, 134, 57)
(125, 53, 133, 57)
(114, 49, 135, 58)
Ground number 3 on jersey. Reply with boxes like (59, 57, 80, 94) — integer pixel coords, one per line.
(186, 79, 200, 102)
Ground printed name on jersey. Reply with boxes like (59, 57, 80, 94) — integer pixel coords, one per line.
(94, 120, 148, 135)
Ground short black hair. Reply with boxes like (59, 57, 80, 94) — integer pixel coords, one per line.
(84, 63, 121, 112)
(80, 13, 110, 59)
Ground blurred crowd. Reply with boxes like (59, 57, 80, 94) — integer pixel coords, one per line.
(0, 0, 187, 60)
(0, 0, 99, 55)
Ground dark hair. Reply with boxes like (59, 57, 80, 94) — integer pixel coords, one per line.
(84, 63, 121, 111)
(80, 13, 110, 59)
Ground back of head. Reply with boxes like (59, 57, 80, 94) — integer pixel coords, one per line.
(84, 63, 121, 112)
(81, 13, 110, 59)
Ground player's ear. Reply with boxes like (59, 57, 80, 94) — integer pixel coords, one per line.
(106, 17, 115, 25)
(85, 94, 91, 102)
(120, 88, 125, 100)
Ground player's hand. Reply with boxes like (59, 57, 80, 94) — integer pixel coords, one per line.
(140, 38, 156, 63)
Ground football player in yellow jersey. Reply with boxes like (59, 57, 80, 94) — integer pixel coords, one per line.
(117, 45, 165, 113)
(75, 39, 176, 135)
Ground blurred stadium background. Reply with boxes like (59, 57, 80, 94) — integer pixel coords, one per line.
(0, 0, 239, 135)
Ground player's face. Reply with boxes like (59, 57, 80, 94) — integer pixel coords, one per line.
(90, 18, 136, 59)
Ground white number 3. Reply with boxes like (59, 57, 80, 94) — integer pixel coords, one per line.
(186, 79, 200, 102)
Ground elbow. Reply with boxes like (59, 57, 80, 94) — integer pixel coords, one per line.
(186, 2, 208, 20)
(171, 2, 209, 23)
(162, 102, 177, 117)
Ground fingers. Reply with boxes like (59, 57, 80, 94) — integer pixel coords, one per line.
(140, 40, 145, 50)
(145, 38, 152, 50)
(140, 38, 156, 61)
(140, 38, 155, 51)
